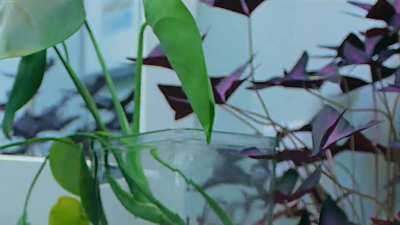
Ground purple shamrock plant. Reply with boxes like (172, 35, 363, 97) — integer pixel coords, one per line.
(200, 0, 266, 16)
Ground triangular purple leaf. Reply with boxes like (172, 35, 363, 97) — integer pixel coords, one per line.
(339, 76, 370, 93)
(367, 0, 396, 23)
(289, 52, 309, 79)
(312, 106, 379, 155)
(215, 61, 249, 102)
(348, 1, 373, 11)
(158, 85, 193, 119)
(200, 0, 266, 16)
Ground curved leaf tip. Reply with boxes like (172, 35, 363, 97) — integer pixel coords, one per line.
(2, 50, 47, 138)
(143, 0, 215, 143)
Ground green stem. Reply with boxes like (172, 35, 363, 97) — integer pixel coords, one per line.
(132, 22, 148, 133)
(62, 42, 70, 63)
(23, 157, 48, 213)
(84, 21, 131, 134)
(54, 46, 106, 131)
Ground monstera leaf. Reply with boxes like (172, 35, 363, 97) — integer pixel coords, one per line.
(144, 0, 215, 141)
(0, 0, 86, 59)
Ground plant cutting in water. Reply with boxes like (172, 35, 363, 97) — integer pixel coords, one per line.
(1, 0, 400, 225)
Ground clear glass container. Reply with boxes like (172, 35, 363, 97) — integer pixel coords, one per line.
(98, 128, 277, 225)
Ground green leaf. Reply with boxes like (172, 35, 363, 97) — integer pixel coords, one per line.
(49, 139, 81, 195)
(0, 0, 85, 59)
(106, 147, 185, 225)
(49, 196, 90, 225)
(106, 170, 175, 225)
(2, 50, 46, 138)
(79, 151, 107, 225)
(144, 0, 215, 142)
(150, 149, 234, 225)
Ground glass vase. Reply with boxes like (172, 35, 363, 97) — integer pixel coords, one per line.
(97, 128, 277, 225)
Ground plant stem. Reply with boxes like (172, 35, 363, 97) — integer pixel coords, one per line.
(62, 42, 70, 63)
(221, 105, 263, 134)
(23, 157, 48, 213)
(54, 46, 106, 131)
(132, 22, 148, 133)
(84, 21, 131, 134)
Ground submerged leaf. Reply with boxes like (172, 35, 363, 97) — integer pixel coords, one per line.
(275, 167, 321, 203)
(79, 153, 107, 225)
(49, 196, 89, 225)
(0, 0, 85, 58)
(319, 196, 349, 225)
(2, 50, 47, 138)
(144, 0, 215, 142)
(275, 169, 299, 196)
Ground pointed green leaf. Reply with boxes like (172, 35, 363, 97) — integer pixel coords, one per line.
(2, 50, 46, 138)
(106, 170, 174, 225)
(0, 0, 85, 59)
(144, 0, 215, 142)
(49, 196, 89, 225)
(49, 139, 81, 195)
(79, 151, 107, 225)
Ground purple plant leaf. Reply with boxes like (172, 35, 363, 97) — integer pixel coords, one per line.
(319, 63, 339, 80)
(378, 69, 400, 92)
(395, 0, 400, 12)
(159, 71, 247, 119)
(367, 0, 396, 23)
(158, 85, 193, 120)
(275, 167, 321, 203)
(342, 42, 369, 64)
(296, 167, 322, 194)
(298, 211, 311, 225)
(128, 44, 172, 69)
(248, 52, 326, 90)
(312, 106, 345, 155)
(312, 106, 379, 155)
(364, 28, 398, 56)
(339, 76, 370, 93)
(238, 147, 266, 158)
(372, 218, 400, 225)
(348, 1, 373, 11)
(379, 85, 400, 92)
(200, 0, 266, 16)
(275, 169, 299, 196)
(127, 33, 208, 70)
(319, 196, 349, 225)
(289, 52, 309, 79)
(255, 132, 390, 165)
(215, 61, 249, 102)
